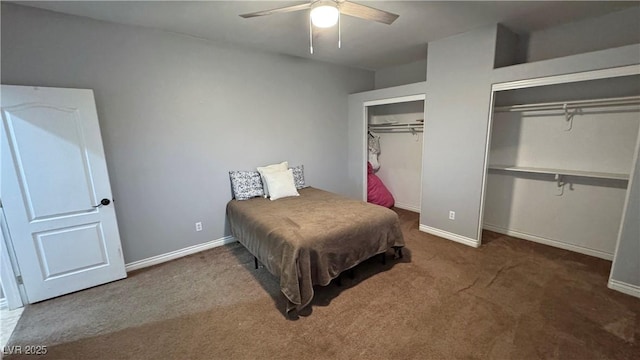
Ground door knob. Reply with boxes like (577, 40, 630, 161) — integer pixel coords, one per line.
(93, 198, 111, 208)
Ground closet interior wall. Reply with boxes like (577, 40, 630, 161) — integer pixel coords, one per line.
(368, 100, 424, 212)
(484, 74, 640, 259)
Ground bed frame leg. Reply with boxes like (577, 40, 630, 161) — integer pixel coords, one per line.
(395, 247, 403, 259)
(254, 256, 258, 269)
(336, 269, 354, 287)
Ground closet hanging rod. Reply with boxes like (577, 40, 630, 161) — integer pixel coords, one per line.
(370, 128, 424, 133)
(368, 125, 423, 131)
(494, 95, 640, 112)
(368, 122, 423, 127)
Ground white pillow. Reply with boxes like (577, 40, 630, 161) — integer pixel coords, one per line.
(257, 161, 288, 197)
(263, 169, 299, 201)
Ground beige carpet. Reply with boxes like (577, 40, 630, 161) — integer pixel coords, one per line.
(5, 209, 640, 359)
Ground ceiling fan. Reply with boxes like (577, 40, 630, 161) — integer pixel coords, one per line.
(240, 0, 399, 54)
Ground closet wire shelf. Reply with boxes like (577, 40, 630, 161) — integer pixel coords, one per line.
(493, 95, 640, 112)
(490, 94, 638, 181)
(368, 122, 424, 133)
(488, 165, 629, 181)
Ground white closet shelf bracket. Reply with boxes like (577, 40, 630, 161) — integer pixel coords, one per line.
(555, 173, 565, 196)
(563, 103, 574, 131)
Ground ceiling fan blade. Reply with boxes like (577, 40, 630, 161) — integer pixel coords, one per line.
(240, 3, 312, 18)
(339, 1, 399, 25)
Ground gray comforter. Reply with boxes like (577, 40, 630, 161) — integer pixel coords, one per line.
(226, 187, 404, 312)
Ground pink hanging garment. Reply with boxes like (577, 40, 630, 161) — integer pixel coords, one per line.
(367, 162, 395, 208)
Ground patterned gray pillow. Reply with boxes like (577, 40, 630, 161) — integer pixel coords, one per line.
(229, 171, 264, 200)
(290, 165, 308, 189)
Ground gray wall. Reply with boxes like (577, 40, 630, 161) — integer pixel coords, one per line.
(421, 25, 497, 241)
(1, 4, 373, 263)
(524, 6, 640, 63)
(374, 60, 427, 89)
(369, 101, 424, 117)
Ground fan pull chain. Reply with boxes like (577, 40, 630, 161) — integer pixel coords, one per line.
(338, 11, 341, 49)
(309, 15, 314, 54)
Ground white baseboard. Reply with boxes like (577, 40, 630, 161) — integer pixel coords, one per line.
(419, 224, 480, 248)
(0, 298, 7, 310)
(125, 236, 237, 272)
(608, 279, 640, 299)
(483, 224, 613, 260)
(394, 202, 420, 213)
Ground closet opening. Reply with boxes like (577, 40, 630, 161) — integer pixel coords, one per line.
(364, 95, 425, 213)
(479, 65, 640, 260)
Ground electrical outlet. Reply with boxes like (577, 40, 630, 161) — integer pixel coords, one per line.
(195, 222, 203, 231)
(449, 211, 455, 220)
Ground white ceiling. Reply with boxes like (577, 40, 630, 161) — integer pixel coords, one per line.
(13, 1, 639, 70)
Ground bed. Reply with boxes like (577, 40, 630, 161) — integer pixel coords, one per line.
(226, 187, 404, 312)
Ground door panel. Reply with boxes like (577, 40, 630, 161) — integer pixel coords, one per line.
(1, 85, 126, 303)
(4, 105, 95, 220)
(34, 222, 108, 279)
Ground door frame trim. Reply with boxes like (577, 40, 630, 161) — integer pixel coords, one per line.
(1, 207, 25, 309)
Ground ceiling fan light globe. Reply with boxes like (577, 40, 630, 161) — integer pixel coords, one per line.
(310, 4, 339, 28)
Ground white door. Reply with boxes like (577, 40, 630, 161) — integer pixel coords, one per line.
(1, 85, 126, 303)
